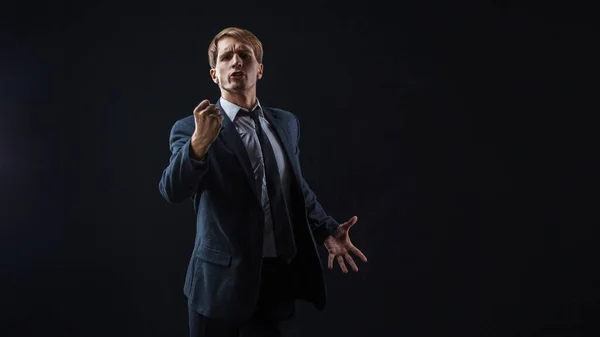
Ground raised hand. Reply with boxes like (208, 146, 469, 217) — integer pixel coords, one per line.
(190, 99, 224, 159)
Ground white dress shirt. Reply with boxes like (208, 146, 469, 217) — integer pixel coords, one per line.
(219, 97, 293, 257)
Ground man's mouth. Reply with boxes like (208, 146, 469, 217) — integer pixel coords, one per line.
(230, 71, 245, 79)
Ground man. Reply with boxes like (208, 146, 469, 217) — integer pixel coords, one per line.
(158, 27, 367, 337)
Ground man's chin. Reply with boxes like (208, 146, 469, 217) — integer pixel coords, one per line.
(224, 85, 250, 93)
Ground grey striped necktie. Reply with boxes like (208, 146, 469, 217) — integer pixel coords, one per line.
(241, 107, 296, 263)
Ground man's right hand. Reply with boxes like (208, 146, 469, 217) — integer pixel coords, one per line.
(190, 99, 224, 160)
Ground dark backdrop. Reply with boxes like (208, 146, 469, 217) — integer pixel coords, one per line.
(2, 1, 598, 336)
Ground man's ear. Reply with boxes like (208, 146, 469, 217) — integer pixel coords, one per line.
(257, 64, 264, 80)
(210, 68, 218, 84)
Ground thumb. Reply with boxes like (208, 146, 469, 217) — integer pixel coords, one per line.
(343, 216, 358, 229)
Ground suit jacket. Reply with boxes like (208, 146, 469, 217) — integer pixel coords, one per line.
(158, 99, 340, 323)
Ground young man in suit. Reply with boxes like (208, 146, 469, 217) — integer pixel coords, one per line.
(159, 27, 367, 337)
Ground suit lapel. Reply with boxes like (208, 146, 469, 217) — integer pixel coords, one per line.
(262, 108, 301, 179)
(214, 101, 301, 204)
(215, 100, 262, 203)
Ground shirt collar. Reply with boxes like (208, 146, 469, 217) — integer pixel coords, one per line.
(219, 96, 263, 121)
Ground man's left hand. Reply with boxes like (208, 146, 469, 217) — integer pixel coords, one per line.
(324, 216, 368, 273)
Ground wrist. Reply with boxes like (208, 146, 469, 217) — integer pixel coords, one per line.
(332, 226, 344, 238)
(190, 137, 209, 160)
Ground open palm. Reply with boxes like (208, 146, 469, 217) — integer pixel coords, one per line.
(324, 216, 368, 273)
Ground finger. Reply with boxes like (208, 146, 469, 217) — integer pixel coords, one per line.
(207, 107, 222, 117)
(200, 104, 218, 116)
(337, 255, 348, 273)
(328, 254, 334, 269)
(208, 115, 223, 129)
(193, 99, 210, 113)
(350, 246, 368, 263)
(209, 114, 224, 130)
(342, 216, 358, 229)
(344, 253, 359, 272)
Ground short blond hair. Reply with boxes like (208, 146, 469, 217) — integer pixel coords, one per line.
(208, 27, 263, 69)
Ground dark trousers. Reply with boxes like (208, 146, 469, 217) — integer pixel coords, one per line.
(188, 258, 296, 337)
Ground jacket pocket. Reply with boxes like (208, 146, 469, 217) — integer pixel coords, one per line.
(195, 245, 232, 267)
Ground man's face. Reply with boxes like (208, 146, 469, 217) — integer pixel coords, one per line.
(210, 36, 263, 93)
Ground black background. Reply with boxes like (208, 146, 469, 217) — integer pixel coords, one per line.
(2, 1, 598, 336)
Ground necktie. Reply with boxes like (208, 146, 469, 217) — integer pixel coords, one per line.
(243, 107, 297, 263)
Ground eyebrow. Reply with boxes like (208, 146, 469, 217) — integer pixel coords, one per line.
(221, 47, 252, 53)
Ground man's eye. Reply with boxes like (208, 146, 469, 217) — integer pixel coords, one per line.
(241, 53, 249, 59)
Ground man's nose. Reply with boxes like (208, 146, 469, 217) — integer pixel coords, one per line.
(231, 54, 243, 67)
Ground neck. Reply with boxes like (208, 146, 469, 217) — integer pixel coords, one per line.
(221, 90, 257, 111)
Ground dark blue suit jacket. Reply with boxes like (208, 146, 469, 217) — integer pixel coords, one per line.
(158, 99, 340, 323)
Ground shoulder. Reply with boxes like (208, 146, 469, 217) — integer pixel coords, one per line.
(264, 106, 299, 125)
(165, 115, 195, 140)
(173, 114, 195, 126)
(171, 115, 195, 131)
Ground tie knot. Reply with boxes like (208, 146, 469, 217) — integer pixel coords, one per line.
(238, 106, 261, 122)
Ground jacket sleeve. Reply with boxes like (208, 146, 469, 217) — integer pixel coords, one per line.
(158, 119, 210, 203)
(292, 114, 340, 246)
